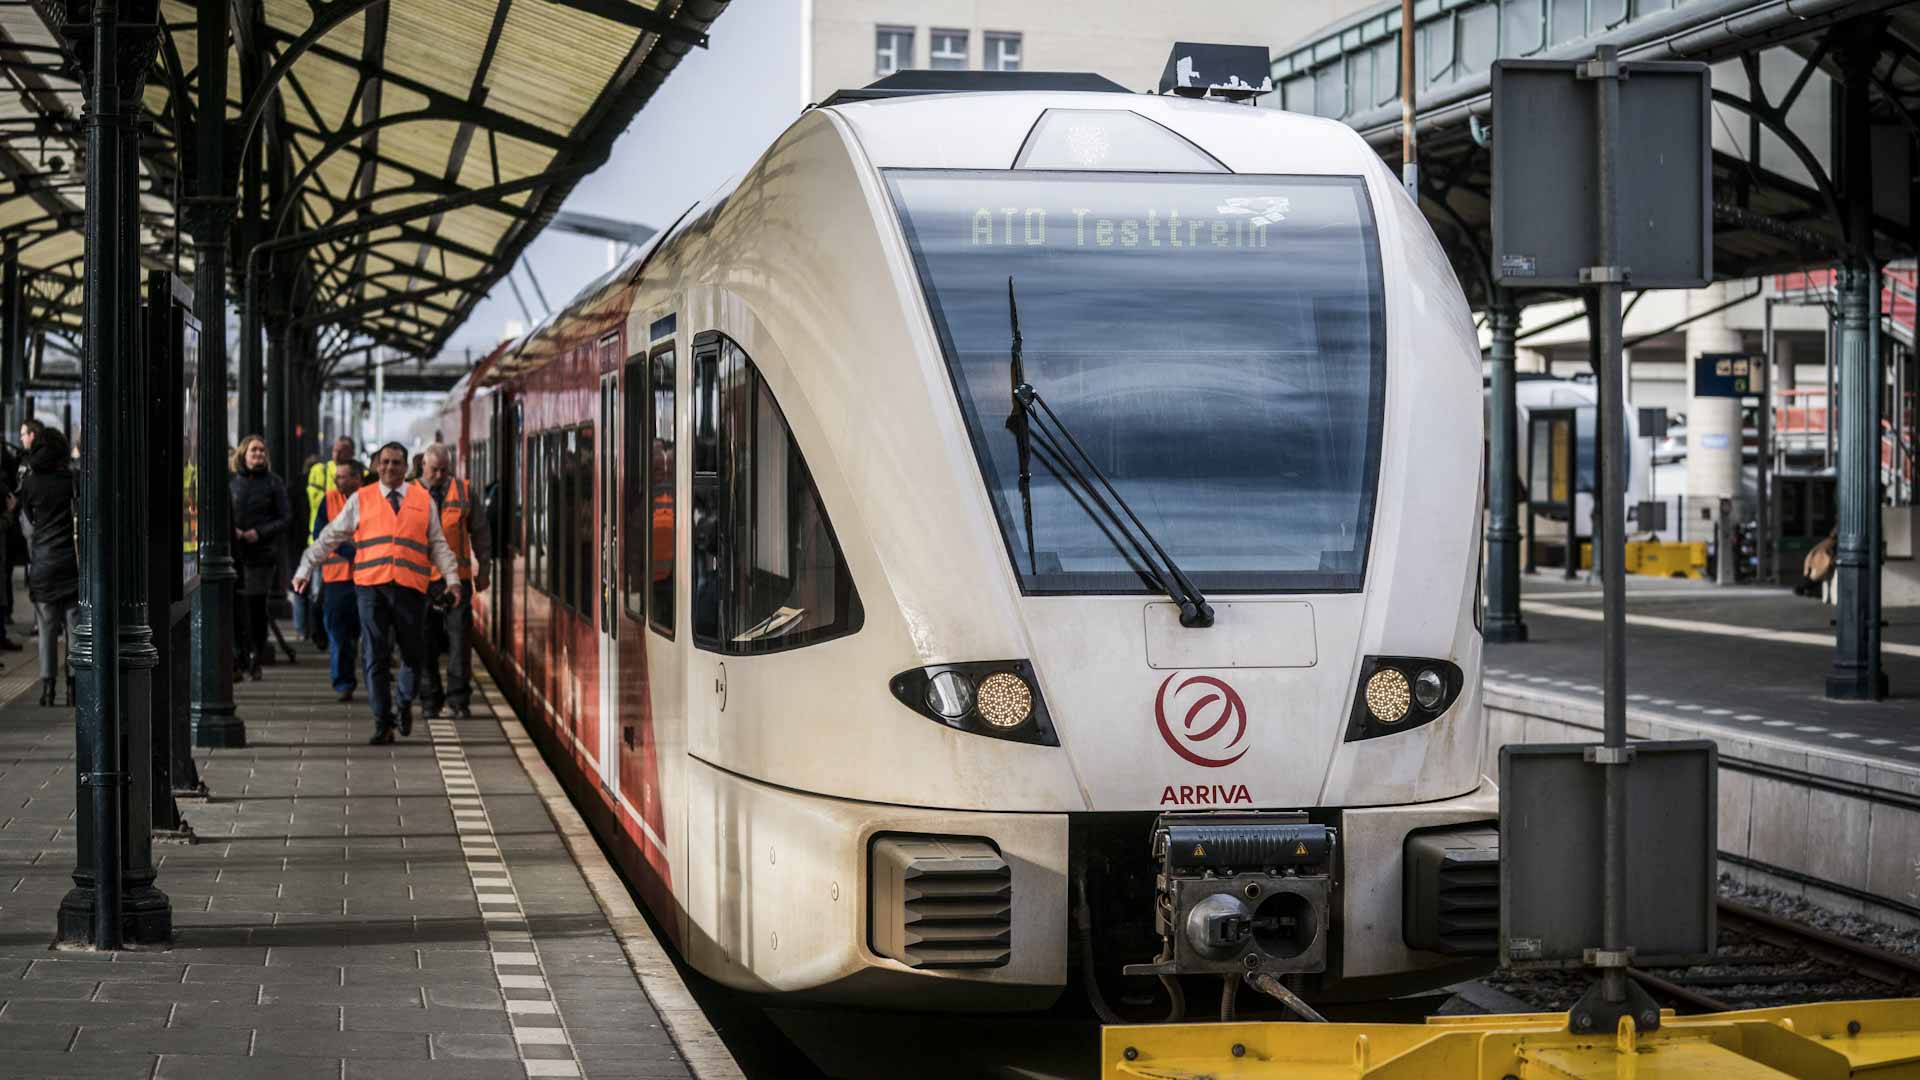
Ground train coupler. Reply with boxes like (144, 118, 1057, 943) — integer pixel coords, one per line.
(1122, 811, 1333, 982)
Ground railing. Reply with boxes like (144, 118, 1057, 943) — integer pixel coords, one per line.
(1774, 387, 1830, 473)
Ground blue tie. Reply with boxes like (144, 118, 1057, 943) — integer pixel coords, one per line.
(388, 490, 401, 515)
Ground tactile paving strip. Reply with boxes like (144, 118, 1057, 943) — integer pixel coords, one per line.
(429, 715, 586, 1078)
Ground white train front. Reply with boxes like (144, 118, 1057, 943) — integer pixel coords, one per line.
(451, 74, 1495, 1017)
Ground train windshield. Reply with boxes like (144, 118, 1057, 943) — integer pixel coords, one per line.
(888, 170, 1386, 594)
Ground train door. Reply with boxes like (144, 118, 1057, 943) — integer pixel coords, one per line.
(494, 394, 516, 655)
(685, 335, 725, 759)
(1528, 407, 1578, 574)
(597, 369, 620, 790)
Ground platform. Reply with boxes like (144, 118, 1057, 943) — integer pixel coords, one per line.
(0, 623, 725, 1080)
(1488, 575, 1920, 926)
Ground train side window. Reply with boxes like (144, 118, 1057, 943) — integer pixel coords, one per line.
(648, 343, 676, 638)
(691, 341, 721, 644)
(527, 431, 541, 592)
(575, 426, 594, 617)
(622, 357, 646, 622)
(560, 429, 579, 613)
(691, 333, 862, 655)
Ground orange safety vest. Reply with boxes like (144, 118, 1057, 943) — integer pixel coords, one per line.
(351, 483, 434, 592)
(429, 477, 475, 583)
(321, 489, 353, 583)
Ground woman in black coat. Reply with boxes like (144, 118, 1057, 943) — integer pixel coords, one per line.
(15, 426, 78, 705)
(230, 433, 291, 679)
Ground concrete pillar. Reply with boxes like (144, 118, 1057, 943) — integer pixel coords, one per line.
(1685, 282, 1745, 552)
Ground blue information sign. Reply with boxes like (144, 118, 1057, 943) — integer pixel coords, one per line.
(1694, 352, 1763, 398)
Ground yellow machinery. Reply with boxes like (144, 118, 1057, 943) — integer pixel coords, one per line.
(1575, 539, 1708, 578)
(1102, 1000, 1920, 1078)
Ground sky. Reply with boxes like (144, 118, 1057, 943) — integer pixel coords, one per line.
(437, 0, 804, 361)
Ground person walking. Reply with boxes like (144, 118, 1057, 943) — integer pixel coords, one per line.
(230, 434, 291, 681)
(15, 426, 77, 705)
(302, 437, 357, 649)
(294, 441, 459, 744)
(415, 443, 491, 718)
(312, 458, 365, 702)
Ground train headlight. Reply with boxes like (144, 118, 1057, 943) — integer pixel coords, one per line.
(1364, 669, 1411, 725)
(1345, 658, 1464, 742)
(1413, 668, 1446, 711)
(975, 673, 1034, 728)
(926, 671, 974, 719)
(889, 661, 1057, 746)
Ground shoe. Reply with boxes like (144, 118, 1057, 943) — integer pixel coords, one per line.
(450, 704, 471, 718)
(424, 703, 442, 720)
(337, 688, 354, 703)
(398, 704, 414, 737)
(248, 661, 263, 682)
(0, 638, 23, 652)
(367, 728, 396, 746)
(37, 679, 52, 707)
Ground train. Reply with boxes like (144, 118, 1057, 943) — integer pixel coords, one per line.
(436, 69, 1495, 1017)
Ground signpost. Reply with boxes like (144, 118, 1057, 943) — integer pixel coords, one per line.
(1491, 47, 1714, 1034)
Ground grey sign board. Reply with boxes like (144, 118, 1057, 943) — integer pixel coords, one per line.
(1490, 60, 1712, 289)
(1499, 740, 1717, 968)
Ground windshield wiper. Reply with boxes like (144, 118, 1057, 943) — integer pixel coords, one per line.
(1006, 277, 1037, 576)
(1004, 279, 1214, 629)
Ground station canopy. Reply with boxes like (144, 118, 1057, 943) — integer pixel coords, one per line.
(1268, 0, 1920, 307)
(0, 0, 725, 372)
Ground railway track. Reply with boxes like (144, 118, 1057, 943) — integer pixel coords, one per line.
(1627, 898, 1920, 1013)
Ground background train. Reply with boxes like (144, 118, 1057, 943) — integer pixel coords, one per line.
(436, 72, 1495, 1017)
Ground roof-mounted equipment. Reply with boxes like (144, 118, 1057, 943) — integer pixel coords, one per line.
(820, 70, 1129, 107)
(1158, 42, 1274, 104)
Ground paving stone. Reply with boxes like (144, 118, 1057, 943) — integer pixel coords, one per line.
(344, 1003, 511, 1034)
(0, 1051, 158, 1079)
(72, 1022, 253, 1055)
(170, 1002, 342, 1029)
(1, 998, 171, 1026)
(0, 1019, 78, 1049)
(155, 1054, 344, 1080)
(347, 1061, 528, 1080)
(429, 1032, 519, 1060)
(253, 1027, 431, 1060)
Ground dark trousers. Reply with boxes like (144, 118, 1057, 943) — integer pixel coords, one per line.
(321, 581, 360, 694)
(237, 593, 270, 666)
(356, 582, 428, 732)
(418, 582, 473, 710)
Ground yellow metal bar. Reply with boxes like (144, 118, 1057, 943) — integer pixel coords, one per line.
(1102, 1000, 1920, 1079)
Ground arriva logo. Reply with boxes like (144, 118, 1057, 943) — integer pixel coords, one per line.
(1154, 672, 1249, 768)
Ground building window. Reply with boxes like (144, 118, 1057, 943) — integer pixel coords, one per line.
(930, 29, 968, 70)
(984, 31, 1021, 72)
(691, 334, 862, 655)
(876, 25, 913, 76)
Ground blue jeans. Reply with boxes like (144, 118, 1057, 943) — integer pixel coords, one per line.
(321, 582, 360, 694)
(356, 582, 428, 732)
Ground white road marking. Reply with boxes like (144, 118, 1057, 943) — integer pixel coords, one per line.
(1521, 600, 1920, 658)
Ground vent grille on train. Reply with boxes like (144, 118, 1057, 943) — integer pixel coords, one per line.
(869, 835, 1012, 969)
(1403, 826, 1499, 956)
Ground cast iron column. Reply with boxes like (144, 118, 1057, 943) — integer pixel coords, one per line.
(1, 238, 18, 431)
(58, 0, 171, 949)
(1826, 30, 1886, 700)
(1486, 290, 1528, 642)
(187, 0, 245, 747)
(236, 48, 264, 440)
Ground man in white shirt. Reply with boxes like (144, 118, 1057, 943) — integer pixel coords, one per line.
(295, 442, 459, 743)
